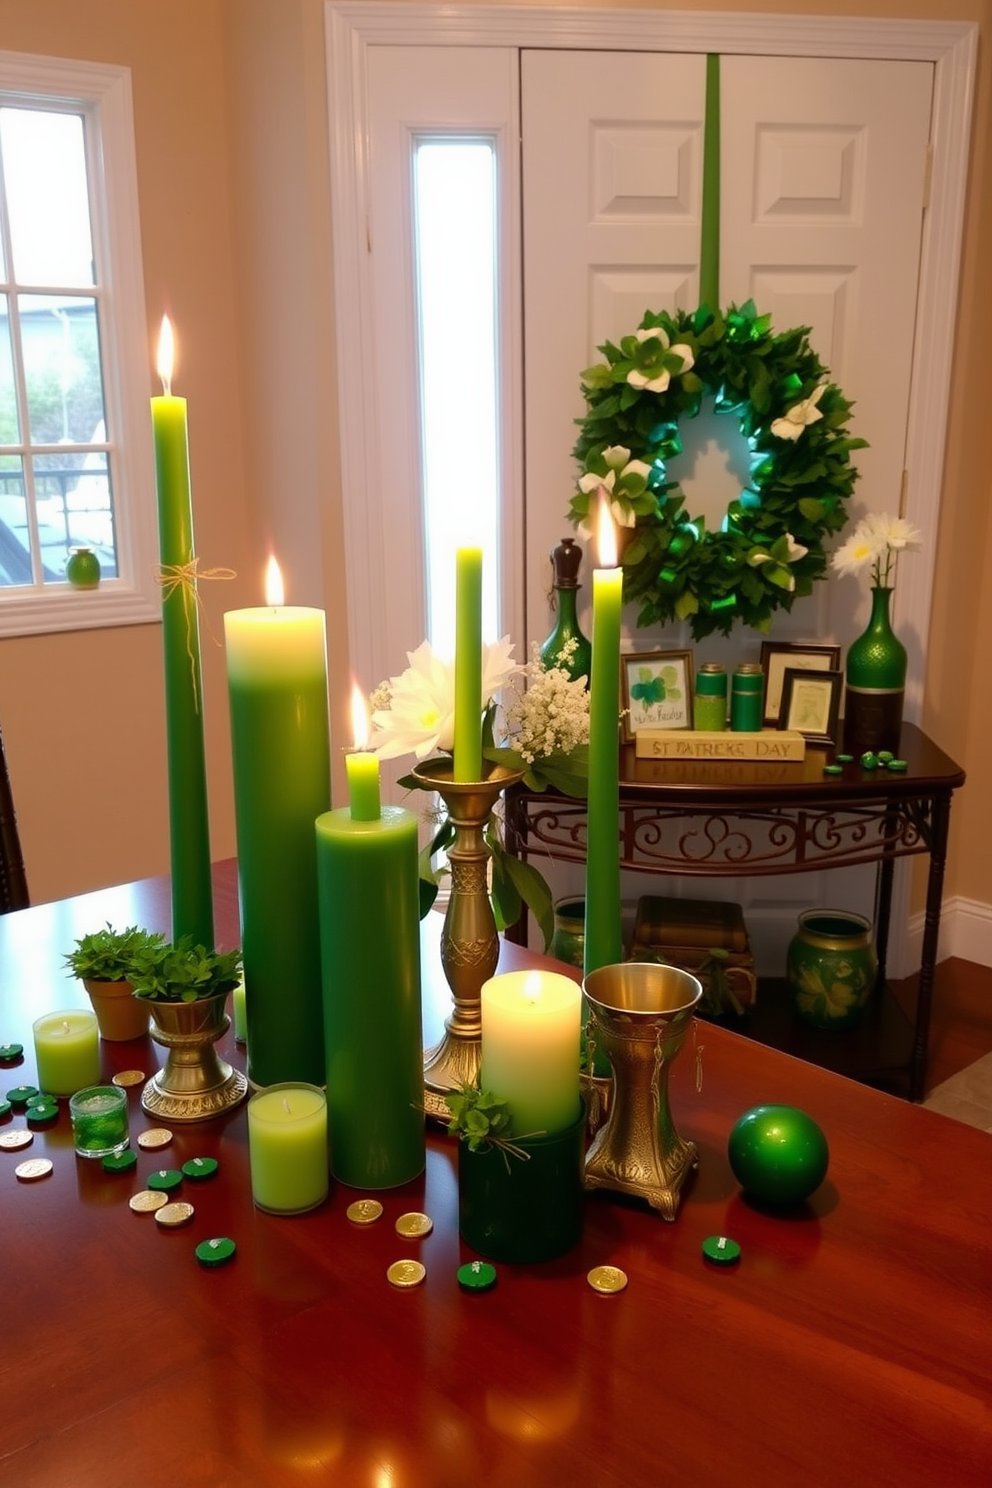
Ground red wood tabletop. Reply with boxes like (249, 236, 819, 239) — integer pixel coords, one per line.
(1, 860, 989, 1488)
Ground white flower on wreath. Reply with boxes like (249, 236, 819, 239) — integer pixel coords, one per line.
(370, 637, 519, 760)
(747, 533, 808, 592)
(771, 383, 827, 441)
(577, 444, 650, 529)
(626, 326, 696, 394)
(831, 511, 922, 589)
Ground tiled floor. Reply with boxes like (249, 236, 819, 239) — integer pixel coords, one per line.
(923, 1051, 992, 1132)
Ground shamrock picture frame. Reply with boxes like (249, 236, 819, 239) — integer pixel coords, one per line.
(621, 650, 694, 740)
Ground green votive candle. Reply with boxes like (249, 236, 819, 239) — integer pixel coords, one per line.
(247, 1082, 328, 1214)
(315, 802, 425, 1190)
(33, 1010, 100, 1096)
(69, 1084, 129, 1159)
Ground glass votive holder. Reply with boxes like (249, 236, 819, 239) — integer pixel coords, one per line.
(33, 1009, 100, 1097)
(69, 1084, 130, 1159)
(247, 1082, 328, 1215)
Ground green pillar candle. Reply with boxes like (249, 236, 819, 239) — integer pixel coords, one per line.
(453, 547, 483, 781)
(315, 803, 424, 1189)
(150, 317, 214, 949)
(584, 504, 624, 975)
(224, 571, 330, 1087)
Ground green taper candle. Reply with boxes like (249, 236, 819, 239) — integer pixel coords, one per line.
(224, 562, 330, 1087)
(584, 500, 623, 975)
(453, 547, 483, 781)
(150, 316, 214, 948)
(316, 797, 424, 1190)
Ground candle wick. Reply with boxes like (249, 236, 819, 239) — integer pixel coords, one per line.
(283, 1098, 292, 1114)
(61, 1020, 70, 1034)
(160, 374, 172, 397)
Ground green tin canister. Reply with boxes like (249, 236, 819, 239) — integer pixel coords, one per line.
(693, 663, 727, 731)
(730, 663, 764, 731)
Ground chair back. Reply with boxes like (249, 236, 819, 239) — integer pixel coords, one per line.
(0, 724, 29, 912)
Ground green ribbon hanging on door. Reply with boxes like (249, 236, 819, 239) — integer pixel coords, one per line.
(699, 54, 721, 312)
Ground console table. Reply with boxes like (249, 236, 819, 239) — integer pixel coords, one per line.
(504, 722, 965, 1101)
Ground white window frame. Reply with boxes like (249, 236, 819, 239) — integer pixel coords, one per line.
(0, 50, 159, 636)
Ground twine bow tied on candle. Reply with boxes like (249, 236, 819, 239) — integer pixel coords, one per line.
(156, 559, 237, 711)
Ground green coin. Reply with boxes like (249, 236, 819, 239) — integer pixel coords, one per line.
(26, 1092, 57, 1108)
(835, 753, 854, 763)
(702, 1235, 742, 1266)
(147, 1168, 183, 1192)
(181, 1157, 219, 1181)
(195, 1237, 236, 1268)
(822, 764, 843, 775)
(6, 1085, 38, 1109)
(0, 1044, 24, 1062)
(457, 1260, 497, 1292)
(102, 1149, 137, 1173)
(887, 758, 908, 771)
(860, 752, 878, 769)
(0, 1100, 12, 1121)
(877, 750, 894, 763)
(26, 1104, 59, 1128)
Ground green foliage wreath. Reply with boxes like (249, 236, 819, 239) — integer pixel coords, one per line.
(569, 301, 867, 640)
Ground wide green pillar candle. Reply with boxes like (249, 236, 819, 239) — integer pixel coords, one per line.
(315, 802, 425, 1189)
(150, 318, 214, 949)
(453, 547, 483, 781)
(584, 508, 624, 975)
(225, 588, 330, 1087)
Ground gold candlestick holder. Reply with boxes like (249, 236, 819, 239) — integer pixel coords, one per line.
(582, 961, 701, 1219)
(411, 759, 524, 1118)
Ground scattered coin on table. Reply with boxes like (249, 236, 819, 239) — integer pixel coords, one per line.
(395, 1211, 433, 1239)
(112, 1070, 146, 1088)
(137, 1128, 173, 1150)
(587, 1265, 628, 1294)
(346, 1199, 384, 1225)
(387, 1260, 426, 1288)
(195, 1237, 236, 1267)
(129, 1190, 169, 1213)
(155, 1201, 195, 1229)
(0, 1128, 33, 1151)
(14, 1158, 53, 1182)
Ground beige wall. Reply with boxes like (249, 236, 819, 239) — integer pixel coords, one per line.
(1, 0, 989, 946)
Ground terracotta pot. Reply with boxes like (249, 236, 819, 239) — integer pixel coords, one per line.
(83, 978, 151, 1042)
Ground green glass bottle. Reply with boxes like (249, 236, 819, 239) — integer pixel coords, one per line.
(540, 538, 592, 685)
(843, 587, 907, 755)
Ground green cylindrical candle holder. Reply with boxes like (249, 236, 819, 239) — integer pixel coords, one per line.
(315, 804, 425, 1189)
(457, 1102, 586, 1263)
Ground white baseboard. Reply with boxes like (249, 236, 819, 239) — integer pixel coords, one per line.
(906, 896, 992, 971)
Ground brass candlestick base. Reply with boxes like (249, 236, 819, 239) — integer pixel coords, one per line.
(412, 760, 524, 1117)
(583, 962, 701, 1219)
(141, 994, 248, 1122)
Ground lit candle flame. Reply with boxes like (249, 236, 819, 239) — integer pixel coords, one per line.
(523, 971, 543, 1005)
(156, 315, 175, 395)
(265, 555, 284, 607)
(350, 681, 370, 751)
(596, 492, 618, 569)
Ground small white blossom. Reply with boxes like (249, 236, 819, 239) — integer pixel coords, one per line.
(626, 326, 695, 393)
(771, 383, 826, 441)
(502, 641, 590, 765)
(831, 511, 923, 589)
(370, 637, 519, 761)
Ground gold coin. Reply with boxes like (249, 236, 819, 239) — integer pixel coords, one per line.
(346, 1199, 384, 1225)
(155, 1200, 195, 1229)
(395, 1211, 433, 1239)
(112, 1069, 146, 1088)
(129, 1189, 169, 1213)
(386, 1259, 426, 1289)
(0, 1128, 33, 1151)
(14, 1157, 53, 1181)
(587, 1265, 628, 1295)
(137, 1127, 173, 1150)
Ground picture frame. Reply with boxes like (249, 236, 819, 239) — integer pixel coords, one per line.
(778, 667, 843, 747)
(621, 650, 694, 740)
(759, 642, 842, 726)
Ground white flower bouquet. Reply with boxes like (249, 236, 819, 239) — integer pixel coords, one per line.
(830, 512, 922, 589)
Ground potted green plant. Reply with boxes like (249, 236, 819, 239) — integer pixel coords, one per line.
(64, 923, 165, 1041)
(128, 938, 247, 1123)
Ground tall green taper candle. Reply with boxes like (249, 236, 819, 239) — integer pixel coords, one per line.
(316, 767, 424, 1189)
(150, 316, 214, 948)
(453, 547, 483, 781)
(584, 499, 623, 975)
(224, 560, 330, 1087)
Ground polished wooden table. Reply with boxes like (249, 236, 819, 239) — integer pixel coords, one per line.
(1, 860, 989, 1487)
(506, 722, 965, 1101)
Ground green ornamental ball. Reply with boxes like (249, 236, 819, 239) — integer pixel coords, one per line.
(728, 1104, 829, 1205)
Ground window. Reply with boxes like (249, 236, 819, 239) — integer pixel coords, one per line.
(0, 52, 158, 635)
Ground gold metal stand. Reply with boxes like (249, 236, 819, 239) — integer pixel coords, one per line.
(142, 994, 248, 1122)
(583, 962, 701, 1219)
(412, 760, 523, 1118)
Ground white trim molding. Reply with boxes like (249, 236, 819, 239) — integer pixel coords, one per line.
(909, 897, 992, 971)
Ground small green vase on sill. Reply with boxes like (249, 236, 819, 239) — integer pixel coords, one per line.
(540, 537, 592, 684)
(843, 586, 906, 755)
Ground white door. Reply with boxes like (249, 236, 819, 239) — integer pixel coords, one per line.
(521, 49, 933, 967)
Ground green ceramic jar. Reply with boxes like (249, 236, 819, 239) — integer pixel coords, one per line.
(549, 896, 585, 969)
(786, 910, 877, 1031)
